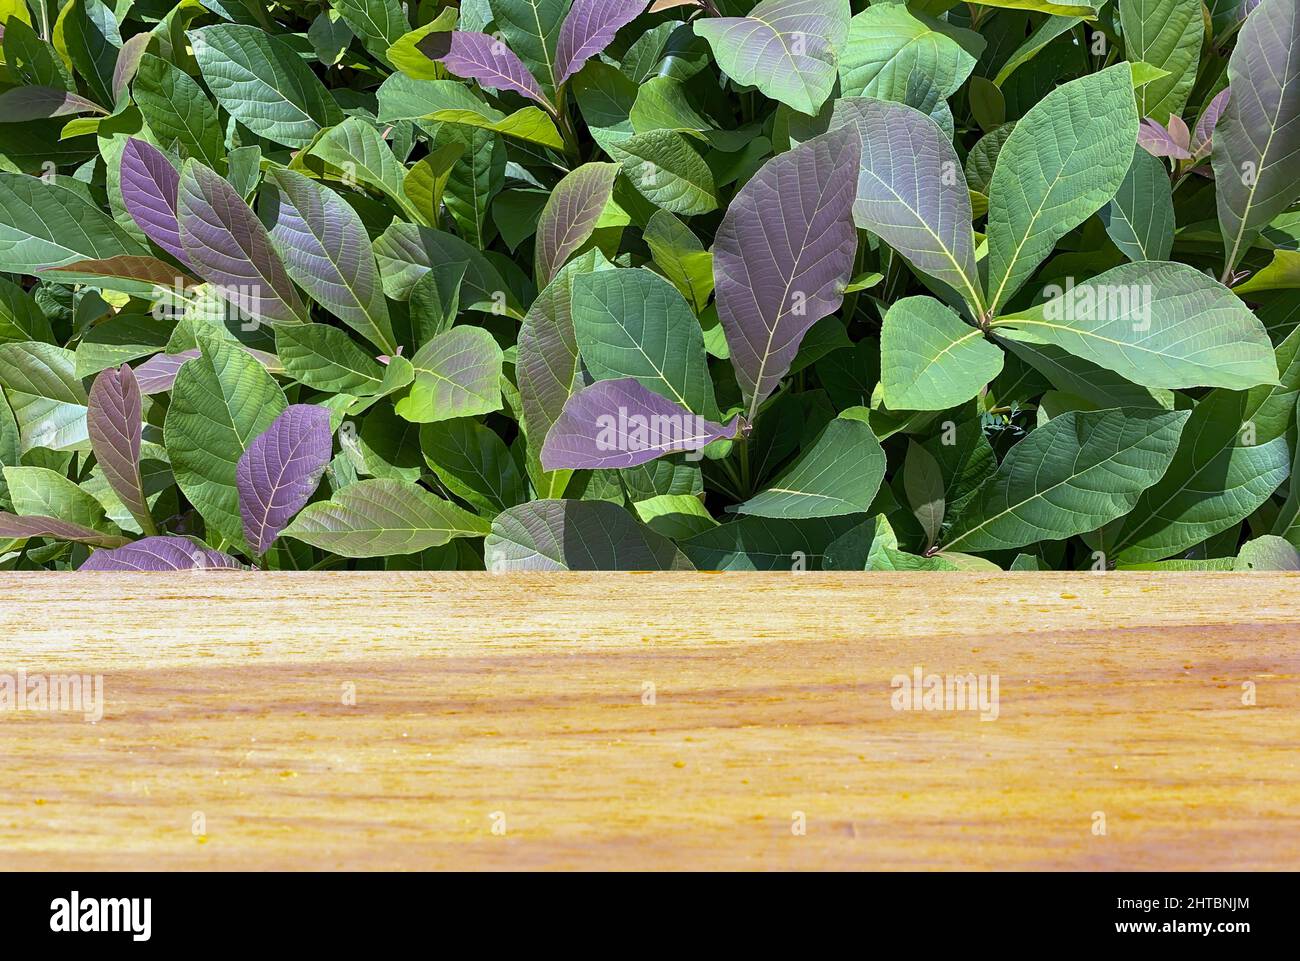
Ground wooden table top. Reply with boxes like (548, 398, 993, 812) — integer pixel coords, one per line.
(1, 572, 1297, 870)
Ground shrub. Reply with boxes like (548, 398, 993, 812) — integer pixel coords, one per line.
(0, 0, 1297, 572)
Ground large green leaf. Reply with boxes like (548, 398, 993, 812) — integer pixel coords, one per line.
(132, 54, 225, 170)
(942, 407, 1190, 552)
(838, 5, 980, 109)
(332, 0, 408, 64)
(985, 65, 1138, 313)
(283, 477, 490, 556)
(484, 499, 694, 570)
(572, 267, 716, 417)
(4, 465, 118, 536)
(164, 337, 288, 551)
(189, 24, 343, 148)
(608, 130, 718, 216)
(0, 173, 146, 273)
(992, 262, 1276, 390)
(694, 0, 851, 116)
(737, 415, 885, 518)
(1120, 0, 1202, 125)
(60, 0, 120, 107)
(489, 0, 567, 96)
(395, 326, 504, 423)
(309, 117, 420, 220)
(0, 342, 88, 452)
(680, 513, 861, 570)
(420, 418, 526, 516)
(1099, 327, 1300, 562)
(881, 296, 1004, 410)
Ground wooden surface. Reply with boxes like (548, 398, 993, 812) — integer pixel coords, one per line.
(1, 572, 1298, 871)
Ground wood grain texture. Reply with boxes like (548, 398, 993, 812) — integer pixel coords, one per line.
(1, 572, 1298, 871)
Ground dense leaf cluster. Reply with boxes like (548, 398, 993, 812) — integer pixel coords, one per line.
(0, 0, 1297, 572)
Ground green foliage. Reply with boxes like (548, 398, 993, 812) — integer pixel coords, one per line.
(0, 0, 1295, 572)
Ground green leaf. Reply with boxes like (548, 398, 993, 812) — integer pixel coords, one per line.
(489, 0, 567, 97)
(484, 499, 694, 570)
(4, 464, 119, 536)
(608, 129, 718, 216)
(164, 337, 288, 551)
(132, 54, 225, 170)
(395, 326, 504, 423)
(1099, 149, 1175, 263)
(59, 0, 120, 107)
(387, 9, 458, 80)
(985, 64, 1139, 313)
(420, 418, 525, 515)
(903, 440, 945, 547)
(572, 267, 716, 417)
(1100, 327, 1300, 562)
(839, 4, 980, 107)
(0, 277, 54, 345)
(309, 117, 421, 220)
(991, 262, 1277, 390)
(189, 24, 343, 148)
(643, 211, 714, 313)
(693, 0, 852, 116)
(282, 477, 490, 556)
(681, 513, 861, 570)
(880, 296, 1004, 411)
(1212, 0, 1300, 275)
(633, 493, 717, 540)
(0, 342, 88, 452)
(737, 415, 885, 518)
(942, 407, 1190, 552)
(1120, 0, 1202, 126)
(1234, 534, 1300, 570)
(0, 173, 146, 273)
(332, 0, 408, 65)
(275, 324, 386, 395)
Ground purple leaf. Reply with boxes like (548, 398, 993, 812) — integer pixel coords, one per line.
(1137, 117, 1193, 159)
(236, 404, 333, 554)
(120, 138, 190, 264)
(1192, 87, 1230, 160)
(177, 159, 308, 325)
(517, 251, 610, 494)
(831, 98, 981, 312)
(88, 364, 155, 535)
(0, 86, 108, 120)
(713, 126, 858, 419)
(264, 168, 397, 354)
(133, 350, 200, 394)
(541, 378, 741, 470)
(0, 513, 130, 548)
(79, 536, 244, 571)
(555, 0, 648, 86)
(420, 31, 553, 110)
(534, 162, 618, 286)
